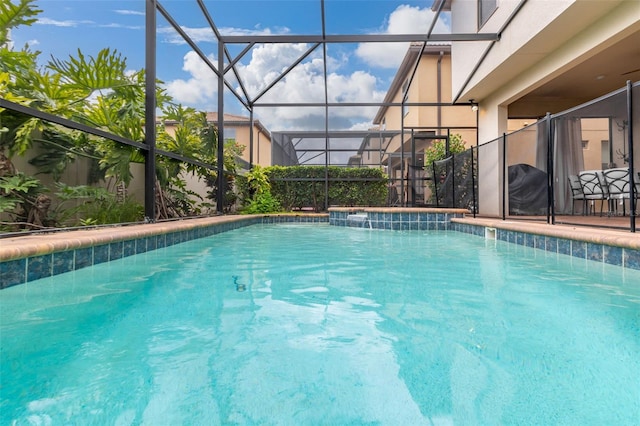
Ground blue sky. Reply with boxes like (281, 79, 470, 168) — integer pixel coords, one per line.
(10, 0, 451, 131)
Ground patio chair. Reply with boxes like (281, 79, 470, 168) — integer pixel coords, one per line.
(568, 174, 586, 215)
(578, 170, 608, 216)
(602, 168, 640, 216)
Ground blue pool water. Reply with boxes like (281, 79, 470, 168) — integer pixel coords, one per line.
(1, 224, 639, 425)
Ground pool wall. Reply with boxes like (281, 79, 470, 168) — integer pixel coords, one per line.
(0, 214, 327, 289)
(3, 210, 640, 289)
(453, 219, 640, 270)
(328, 207, 467, 230)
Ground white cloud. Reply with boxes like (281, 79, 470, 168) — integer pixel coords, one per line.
(36, 16, 140, 31)
(163, 42, 383, 131)
(158, 26, 217, 44)
(36, 17, 94, 27)
(158, 25, 288, 45)
(327, 71, 385, 106)
(349, 120, 378, 131)
(355, 5, 451, 69)
(99, 23, 142, 30)
(235, 43, 323, 99)
(235, 45, 383, 130)
(114, 9, 145, 16)
(219, 26, 289, 37)
(165, 51, 218, 106)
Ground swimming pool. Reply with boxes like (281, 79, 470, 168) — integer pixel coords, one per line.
(2, 223, 639, 424)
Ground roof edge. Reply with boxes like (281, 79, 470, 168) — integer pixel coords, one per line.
(373, 44, 451, 124)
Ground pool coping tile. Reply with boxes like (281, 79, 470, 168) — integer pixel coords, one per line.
(0, 214, 328, 289)
(452, 217, 640, 270)
(3, 211, 640, 289)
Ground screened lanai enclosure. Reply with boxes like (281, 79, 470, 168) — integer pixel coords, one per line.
(1, 0, 638, 233)
(271, 126, 477, 209)
(1, 0, 490, 235)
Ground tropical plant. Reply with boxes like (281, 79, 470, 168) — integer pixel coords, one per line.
(0, 172, 50, 230)
(240, 165, 281, 214)
(156, 105, 219, 217)
(0, 0, 41, 46)
(52, 183, 144, 226)
(424, 134, 475, 208)
(1, 0, 241, 229)
(424, 134, 467, 166)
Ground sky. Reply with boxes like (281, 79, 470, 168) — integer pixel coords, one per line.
(10, 0, 452, 132)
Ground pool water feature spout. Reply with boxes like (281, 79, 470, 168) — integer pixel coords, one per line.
(347, 213, 372, 229)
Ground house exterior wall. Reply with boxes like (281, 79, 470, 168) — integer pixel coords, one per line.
(233, 124, 272, 166)
(374, 47, 477, 206)
(449, 0, 640, 216)
(452, 0, 639, 134)
(379, 50, 476, 155)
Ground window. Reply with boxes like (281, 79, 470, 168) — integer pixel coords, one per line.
(224, 128, 236, 143)
(478, 0, 497, 28)
(402, 79, 409, 117)
(601, 140, 611, 168)
(581, 140, 589, 150)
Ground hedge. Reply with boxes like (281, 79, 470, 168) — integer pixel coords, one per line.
(238, 166, 388, 212)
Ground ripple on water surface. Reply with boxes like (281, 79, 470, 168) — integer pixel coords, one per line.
(1, 224, 639, 424)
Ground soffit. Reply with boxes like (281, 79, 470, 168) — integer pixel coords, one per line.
(508, 29, 640, 118)
(462, 0, 638, 118)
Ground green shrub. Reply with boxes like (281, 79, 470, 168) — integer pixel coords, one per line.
(238, 166, 387, 212)
(55, 184, 144, 225)
(239, 165, 281, 214)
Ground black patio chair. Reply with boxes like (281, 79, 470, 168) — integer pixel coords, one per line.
(568, 174, 586, 215)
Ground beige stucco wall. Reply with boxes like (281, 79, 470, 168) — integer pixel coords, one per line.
(5, 148, 146, 225)
(453, 0, 638, 132)
(450, 0, 639, 216)
(381, 52, 476, 155)
(233, 124, 272, 166)
(451, 0, 633, 104)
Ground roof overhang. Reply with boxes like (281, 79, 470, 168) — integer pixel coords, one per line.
(431, 0, 452, 13)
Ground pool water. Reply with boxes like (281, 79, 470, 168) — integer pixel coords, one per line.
(1, 224, 639, 424)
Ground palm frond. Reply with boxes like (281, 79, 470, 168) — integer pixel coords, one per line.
(0, 0, 41, 45)
(47, 48, 132, 94)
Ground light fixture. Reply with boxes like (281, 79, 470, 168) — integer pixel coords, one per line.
(469, 99, 478, 112)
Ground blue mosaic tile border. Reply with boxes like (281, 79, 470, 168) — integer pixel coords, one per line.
(329, 211, 464, 231)
(453, 222, 640, 270)
(0, 215, 327, 289)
